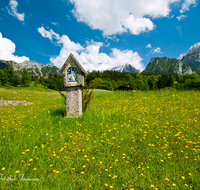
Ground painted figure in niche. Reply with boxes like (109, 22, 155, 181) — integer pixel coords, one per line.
(67, 67, 78, 82)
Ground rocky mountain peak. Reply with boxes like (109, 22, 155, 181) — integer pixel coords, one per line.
(187, 42, 200, 54)
(121, 63, 140, 73)
(178, 53, 186, 60)
(110, 63, 140, 73)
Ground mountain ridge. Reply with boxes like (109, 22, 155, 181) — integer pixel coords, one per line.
(142, 56, 195, 75)
(0, 60, 61, 77)
(142, 43, 200, 76)
(1, 42, 200, 76)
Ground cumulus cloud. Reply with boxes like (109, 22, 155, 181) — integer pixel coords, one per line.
(7, 0, 25, 21)
(123, 14, 154, 35)
(0, 32, 29, 63)
(37, 26, 145, 71)
(176, 14, 187, 20)
(69, 0, 188, 36)
(180, 0, 197, 13)
(146, 44, 152, 48)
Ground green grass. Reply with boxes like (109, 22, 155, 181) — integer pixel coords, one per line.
(0, 88, 200, 189)
(1, 82, 55, 92)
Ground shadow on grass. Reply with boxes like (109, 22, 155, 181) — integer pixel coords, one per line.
(51, 108, 66, 117)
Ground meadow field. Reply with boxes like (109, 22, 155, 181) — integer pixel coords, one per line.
(0, 87, 200, 189)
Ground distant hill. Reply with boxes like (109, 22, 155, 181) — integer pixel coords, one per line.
(0, 60, 61, 77)
(143, 42, 200, 76)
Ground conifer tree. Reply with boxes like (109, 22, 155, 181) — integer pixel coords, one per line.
(167, 74, 175, 87)
(7, 67, 15, 86)
(0, 69, 9, 86)
(21, 68, 30, 86)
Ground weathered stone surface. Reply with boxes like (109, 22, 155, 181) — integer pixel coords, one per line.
(66, 87, 82, 117)
(1, 100, 33, 106)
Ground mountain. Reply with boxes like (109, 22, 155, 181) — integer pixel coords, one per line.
(1, 42, 200, 77)
(180, 43, 200, 75)
(143, 42, 200, 76)
(110, 63, 140, 73)
(142, 57, 193, 75)
(0, 60, 61, 77)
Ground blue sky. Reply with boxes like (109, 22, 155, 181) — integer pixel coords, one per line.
(0, 0, 199, 71)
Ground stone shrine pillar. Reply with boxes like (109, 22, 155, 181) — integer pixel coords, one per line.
(61, 53, 86, 117)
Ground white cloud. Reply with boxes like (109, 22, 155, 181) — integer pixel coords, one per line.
(146, 44, 162, 55)
(51, 22, 59, 26)
(69, 0, 185, 36)
(146, 44, 152, 48)
(0, 32, 29, 63)
(106, 36, 120, 42)
(180, 0, 197, 13)
(123, 14, 154, 35)
(7, 0, 25, 22)
(152, 47, 162, 54)
(105, 40, 110, 47)
(176, 14, 187, 20)
(37, 27, 145, 71)
(37, 26, 60, 41)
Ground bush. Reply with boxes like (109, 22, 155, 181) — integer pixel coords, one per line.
(82, 80, 100, 111)
(59, 79, 101, 113)
(99, 80, 112, 90)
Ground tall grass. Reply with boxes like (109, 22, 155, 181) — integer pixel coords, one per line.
(0, 88, 200, 189)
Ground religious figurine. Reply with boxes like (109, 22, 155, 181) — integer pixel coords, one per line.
(67, 67, 78, 82)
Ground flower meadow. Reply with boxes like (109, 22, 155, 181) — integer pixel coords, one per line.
(0, 88, 200, 189)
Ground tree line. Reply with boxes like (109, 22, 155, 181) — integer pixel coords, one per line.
(0, 67, 65, 91)
(86, 70, 200, 90)
(0, 67, 200, 90)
